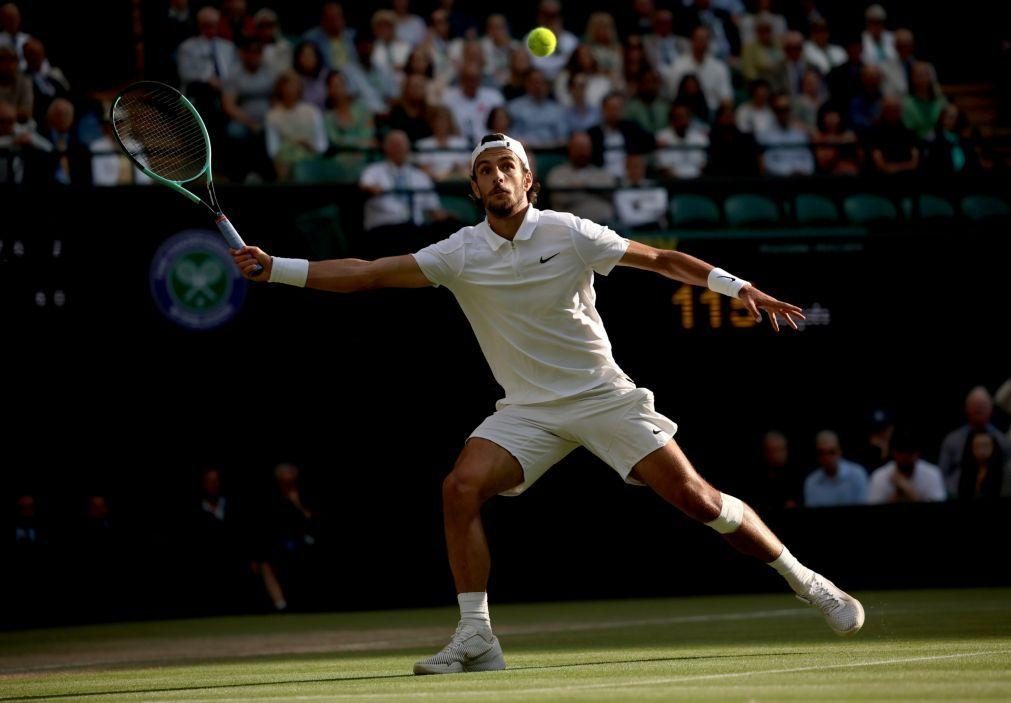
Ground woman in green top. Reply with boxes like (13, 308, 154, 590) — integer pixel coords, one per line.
(324, 71, 376, 150)
(902, 62, 946, 140)
(323, 70, 376, 179)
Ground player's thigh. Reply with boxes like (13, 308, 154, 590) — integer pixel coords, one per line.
(630, 440, 721, 520)
(574, 387, 677, 486)
(468, 406, 579, 496)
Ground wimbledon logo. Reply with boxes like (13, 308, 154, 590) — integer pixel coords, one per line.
(150, 230, 246, 330)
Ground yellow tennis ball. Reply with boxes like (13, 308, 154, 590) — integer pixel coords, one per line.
(527, 27, 557, 57)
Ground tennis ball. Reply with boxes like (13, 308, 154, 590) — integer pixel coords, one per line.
(527, 27, 557, 57)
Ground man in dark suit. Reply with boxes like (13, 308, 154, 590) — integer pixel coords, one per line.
(587, 92, 656, 181)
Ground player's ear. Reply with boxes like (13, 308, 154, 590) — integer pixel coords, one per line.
(522, 167, 533, 190)
(469, 176, 481, 201)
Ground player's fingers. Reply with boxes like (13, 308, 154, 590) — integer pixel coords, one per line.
(784, 312, 799, 330)
(746, 298, 761, 321)
(769, 311, 781, 332)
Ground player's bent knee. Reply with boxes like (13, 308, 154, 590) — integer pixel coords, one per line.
(705, 493, 745, 534)
(442, 472, 475, 504)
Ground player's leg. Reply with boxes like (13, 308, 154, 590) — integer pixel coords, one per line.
(415, 438, 521, 676)
(415, 408, 578, 675)
(628, 440, 782, 561)
(442, 438, 524, 596)
(630, 440, 865, 635)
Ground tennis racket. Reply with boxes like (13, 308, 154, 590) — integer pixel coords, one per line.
(110, 81, 263, 275)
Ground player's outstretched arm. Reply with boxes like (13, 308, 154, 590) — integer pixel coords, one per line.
(231, 247, 431, 292)
(618, 240, 805, 332)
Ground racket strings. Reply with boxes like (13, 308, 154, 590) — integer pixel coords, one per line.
(113, 86, 209, 182)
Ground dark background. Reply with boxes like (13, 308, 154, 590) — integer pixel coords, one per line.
(4, 175, 1009, 628)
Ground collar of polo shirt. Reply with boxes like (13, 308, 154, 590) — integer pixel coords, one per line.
(480, 205, 541, 250)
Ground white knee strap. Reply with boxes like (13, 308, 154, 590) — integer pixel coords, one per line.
(706, 493, 744, 534)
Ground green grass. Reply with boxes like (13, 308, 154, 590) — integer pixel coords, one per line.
(2, 589, 1010, 701)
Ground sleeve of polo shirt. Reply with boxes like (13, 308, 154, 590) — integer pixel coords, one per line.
(412, 231, 465, 288)
(569, 216, 630, 276)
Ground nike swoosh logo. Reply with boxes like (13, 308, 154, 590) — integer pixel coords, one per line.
(652, 429, 662, 435)
(717, 275, 736, 281)
(540, 252, 560, 263)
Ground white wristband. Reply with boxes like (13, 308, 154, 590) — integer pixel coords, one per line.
(268, 257, 309, 287)
(707, 268, 749, 299)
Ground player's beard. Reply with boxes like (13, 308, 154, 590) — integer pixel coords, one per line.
(483, 187, 524, 217)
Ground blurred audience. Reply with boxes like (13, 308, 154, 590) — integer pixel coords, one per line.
(939, 387, 1011, 496)
(546, 130, 616, 222)
(360, 129, 443, 233)
(804, 430, 869, 507)
(867, 428, 945, 504)
(265, 72, 328, 181)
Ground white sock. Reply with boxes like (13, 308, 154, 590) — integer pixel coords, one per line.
(768, 546, 815, 594)
(458, 591, 491, 631)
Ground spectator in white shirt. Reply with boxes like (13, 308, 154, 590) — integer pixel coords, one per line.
(642, 9, 683, 76)
(0, 2, 31, 68)
(177, 7, 237, 94)
(360, 129, 444, 232)
(392, 0, 427, 48)
(663, 26, 732, 112)
(803, 18, 846, 76)
(867, 429, 946, 504)
(757, 93, 814, 177)
(613, 152, 668, 230)
(253, 9, 293, 75)
(735, 78, 775, 134)
(443, 63, 505, 144)
(655, 100, 708, 179)
(738, 0, 787, 46)
(371, 10, 411, 88)
(415, 105, 470, 182)
(861, 4, 896, 67)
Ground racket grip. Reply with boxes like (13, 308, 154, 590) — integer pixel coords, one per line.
(217, 215, 264, 276)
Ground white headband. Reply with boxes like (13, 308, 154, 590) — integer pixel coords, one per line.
(470, 135, 530, 172)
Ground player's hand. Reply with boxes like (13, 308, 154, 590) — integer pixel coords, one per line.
(738, 284, 806, 333)
(230, 246, 271, 282)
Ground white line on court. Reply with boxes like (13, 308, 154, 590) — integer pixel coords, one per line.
(134, 648, 1011, 702)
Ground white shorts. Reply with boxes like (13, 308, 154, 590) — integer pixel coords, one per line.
(469, 384, 678, 496)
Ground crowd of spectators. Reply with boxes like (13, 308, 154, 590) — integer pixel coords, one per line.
(0, 0, 1000, 200)
(15, 461, 321, 613)
(739, 383, 1011, 510)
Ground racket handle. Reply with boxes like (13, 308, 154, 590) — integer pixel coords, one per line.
(217, 215, 264, 276)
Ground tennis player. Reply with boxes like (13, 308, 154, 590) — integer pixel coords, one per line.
(231, 133, 864, 675)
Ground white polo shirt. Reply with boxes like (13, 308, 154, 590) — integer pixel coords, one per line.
(413, 206, 634, 406)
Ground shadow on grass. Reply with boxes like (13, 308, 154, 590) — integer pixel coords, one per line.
(0, 651, 805, 701)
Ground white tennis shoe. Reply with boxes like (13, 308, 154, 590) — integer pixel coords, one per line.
(796, 573, 865, 636)
(413, 622, 506, 675)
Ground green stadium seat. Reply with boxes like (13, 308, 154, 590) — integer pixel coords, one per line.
(440, 194, 481, 224)
(794, 194, 840, 225)
(843, 194, 898, 225)
(669, 194, 721, 227)
(724, 194, 780, 227)
(901, 195, 955, 222)
(292, 156, 366, 184)
(960, 194, 1010, 222)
